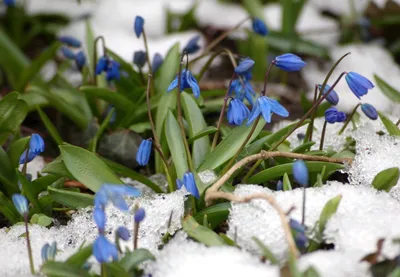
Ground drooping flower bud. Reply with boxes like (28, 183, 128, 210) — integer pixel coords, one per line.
(252, 17, 268, 36)
(234, 58, 255, 75)
(136, 139, 152, 166)
(134, 208, 146, 223)
(361, 103, 378, 120)
(345, 72, 374, 99)
(274, 53, 306, 72)
(134, 16, 144, 38)
(292, 160, 308, 186)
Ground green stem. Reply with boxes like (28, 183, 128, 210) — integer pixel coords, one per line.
(90, 108, 115, 152)
(396, 119, 400, 126)
(142, 29, 152, 74)
(196, 48, 238, 82)
(319, 120, 328, 151)
(24, 215, 35, 275)
(211, 73, 236, 150)
(338, 103, 360, 135)
(93, 36, 106, 86)
(133, 223, 139, 250)
(305, 84, 319, 142)
(101, 263, 108, 277)
(242, 159, 262, 183)
(301, 186, 306, 225)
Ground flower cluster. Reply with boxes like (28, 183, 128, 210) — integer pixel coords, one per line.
(325, 107, 346, 124)
(95, 56, 121, 81)
(58, 36, 86, 70)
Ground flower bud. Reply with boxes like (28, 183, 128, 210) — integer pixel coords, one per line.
(292, 160, 308, 186)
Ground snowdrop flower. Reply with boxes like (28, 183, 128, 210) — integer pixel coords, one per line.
(247, 96, 289, 125)
(183, 35, 201, 54)
(319, 84, 339, 105)
(58, 36, 81, 48)
(136, 139, 152, 166)
(292, 160, 308, 186)
(167, 69, 200, 98)
(19, 134, 45, 164)
(227, 98, 250, 126)
(325, 107, 346, 124)
(134, 16, 145, 38)
(252, 17, 268, 36)
(93, 235, 118, 263)
(234, 58, 255, 75)
(274, 53, 306, 72)
(361, 103, 378, 120)
(345, 72, 374, 99)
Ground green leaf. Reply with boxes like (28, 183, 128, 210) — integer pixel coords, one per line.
(17, 171, 42, 212)
(60, 144, 123, 192)
(80, 86, 134, 112)
(0, 91, 28, 135)
(242, 0, 264, 19)
(374, 74, 400, 102)
(281, 0, 305, 35)
(42, 156, 74, 179)
(66, 244, 93, 267)
(303, 266, 321, 277)
(188, 126, 217, 144)
(319, 194, 342, 234)
(37, 106, 63, 145)
(48, 186, 94, 208)
(120, 249, 155, 272)
(31, 175, 61, 196)
(283, 173, 292, 191)
(30, 213, 53, 227)
(106, 263, 130, 277)
(292, 142, 315, 153)
(248, 161, 344, 184)
(0, 191, 20, 224)
(165, 111, 189, 178)
(372, 167, 400, 192)
(379, 112, 400, 136)
(85, 20, 95, 77)
(194, 202, 231, 230)
(41, 261, 91, 277)
(7, 136, 30, 167)
(198, 118, 266, 171)
(181, 92, 210, 167)
(0, 146, 18, 196)
(16, 41, 61, 92)
(252, 237, 279, 265)
(182, 216, 226, 246)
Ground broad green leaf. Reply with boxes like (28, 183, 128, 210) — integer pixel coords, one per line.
(242, 0, 264, 19)
(283, 173, 292, 191)
(319, 195, 342, 234)
(42, 156, 74, 179)
(188, 126, 217, 144)
(165, 111, 189, 178)
(106, 263, 130, 277)
(181, 92, 210, 167)
(0, 191, 20, 224)
(194, 202, 231, 230)
(17, 41, 61, 92)
(292, 142, 315, 153)
(379, 112, 400, 136)
(0, 91, 28, 135)
(48, 186, 94, 208)
(37, 106, 63, 145)
(0, 146, 18, 196)
(374, 74, 400, 102)
(198, 118, 266, 171)
(247, 32, 268, 81)
(7, 136, 29, 167)
(248, 161, 344, 184)
(120, 249, 155, 272)
(17, 171, 42, 212)
(85, 20, 95, 77)
(281, 0, 306, 35)
(252, 237, 279, 265)
(89, 107, 115, 152)
(80, 86, 134, 112)
(31, 175, 61, 196)
(66, 244, 93, 267)
(41, 261, 91, 277)
(30, 213, 52, 227)
(60, 144, 123, 192)
(182, 216, 226, 246)
(372, 167, 400, 192)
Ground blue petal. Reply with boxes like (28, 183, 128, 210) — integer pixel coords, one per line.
(235, 58, 255, 75)
(252, 18, 268, 36)
(268, 98, 289, 118)
(134, 16, 144, 38)
(258, 97, 272, 123)
(184, 36, 201, 54)
(292, 160, 308, 186)
(58, 36, 82, 48)
(186, 70, 201, 98)
(246, 101, 261, 126)
(167, 76, 179, 92)
(152, 53, 163, 73)
(361, 103, 378, 120)
(345, 74, 366, 99)
(93, 206, 106, 231)
(134, 208, 146, 222)
(117, 226, 130, 241)
(176, 178, 183, 190)
(183, 172, 200, 199)
(133, 51, 146, 68)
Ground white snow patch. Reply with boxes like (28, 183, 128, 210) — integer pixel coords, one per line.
(18, 156, 46, 181)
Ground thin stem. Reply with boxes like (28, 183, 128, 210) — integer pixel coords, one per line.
(93, 36, 106, 86)
(261, 63, 275, 96)
(101, 263, 108, 277)
(242, 160, 262, 183)
(177, 52, 194, 172)
(24, 215, 35, 274)
(338, 103, 360, 135)
(397, 119, 400, 126)
(301, 187, 306, 225)
(133, 223, 139, 250)
(319, 121, 328, 150)
(270, 72, 347, 151)
(306, 85, 320, 142)
(21, 140, 30, 176)
(211, 73, 236, 150)
(142, 29, 152, 74)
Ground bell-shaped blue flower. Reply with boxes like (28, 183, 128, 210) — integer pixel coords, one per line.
(41, 242, 57, 262)
(93, 235, 118, 263)
(292, 160, 308, 186)
(252, 17, 268, 36)
(361, 103, 378, 120)
(95, 184, 141, 211)
(289, 219, 305, 233)
(60, 46, 75, 60)
(294, 232, 308, 249)
(152, 53, 163, 73)
(12, 194, 29, 216)
(19, 134, 45, 164)
(234, 58, 255, 75)
(325, 107, 346, 124)
(227, 98, 250, 126)
(134, 207, 146, 223)
(183, 35, 201, 55)
(345, 72, 374, 99)
(134, 16, 144, 38)
(4, 0, 15, 7)
(274, 53, 306, 72)
(136, 139, 152, 166)
(229, 75, 255, 105)
(167, 69, 200, 98)
(75, 51, 86, 70)
(319, 84, 339, 105)
(247, 96, 289, 125)
(106, 60, 120, 81)
(133, 51, 146, 68)
(183, 172, 199, 199)
(93, 206, 106, 233)
(95, 56, 109, 75)
(116, 226, 130, 241)
(58, 36, 81, 48)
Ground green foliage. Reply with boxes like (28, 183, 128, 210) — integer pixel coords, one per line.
(182, 216, 227, 246)
(372, 167, 400, 192)
(374, 74, 400, 103)
(379, 112, 400, 136)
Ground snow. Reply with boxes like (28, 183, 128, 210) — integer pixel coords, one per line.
(18, 156, 46, 181)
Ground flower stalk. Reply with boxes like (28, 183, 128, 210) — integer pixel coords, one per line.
(319, 121, 328, 150)
(338, 103, 361, 135)
(93, 36, 106, 86)
(24, 214, 35, 274)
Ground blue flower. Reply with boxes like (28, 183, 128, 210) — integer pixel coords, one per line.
(292, 160, 308, 186)
(345, 72, 374, 99)
(229, 77, 255, 105)
(133, 51, 146, 68)
(152, 53, 163, 73)
(252, 18, 268, 36)
(134, 16, 144, 38)
(319, 84, 339, 105)
(95, 184, 141, 211)
(19, 134, 45, 164)
(134, 208, 146, 223)
(58, 36, 82, 48)
(41, 242, 57, 262)
(75, 51, 86, 70)
(116, 226, 130, 241)
(277, 180, 283, 191)
(60, 46, 75, 60)
(234, 58, 255, 75)
(4, 0, 15, 7)
(247, 96, 289, 125)
(95, 56, 109, 75)
(136, 139, 152, 166)
(227, 98, 250, 126)
(274, 53, 306, 72)
(93, 206, 106, 233)
(361, 103, 378, 120)
(106, 60, 121, 81)
(183, 172, 199, 199)
(183, 36, 201, 55)
(325, 107, 346, 124)
(167, 69, 200, 98)
(294, 233, 308, 249)
(93, 235, 118, 263)
(176, 178, 183, 190)
(289, 219, 305, 233)
(12, 194, 29, 216)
